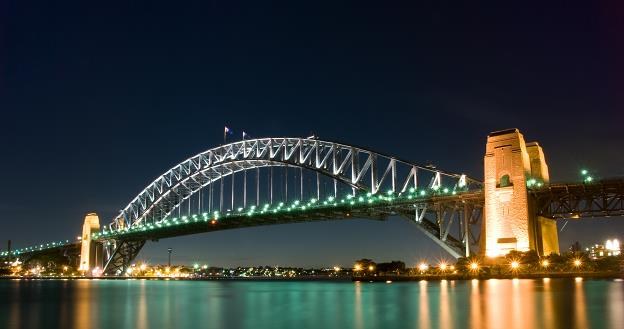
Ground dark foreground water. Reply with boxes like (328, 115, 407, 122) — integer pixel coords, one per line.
(1, 278, 623, 329)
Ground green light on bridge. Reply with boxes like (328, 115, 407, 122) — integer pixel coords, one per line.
(82, 182, 475, 241)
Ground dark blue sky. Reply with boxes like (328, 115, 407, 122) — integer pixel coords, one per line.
(1, 1, 623, 267)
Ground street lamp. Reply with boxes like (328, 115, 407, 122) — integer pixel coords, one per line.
(573, 259, 582, 268)
(510, 260, 520, 272)
(469, 261, 480, 273)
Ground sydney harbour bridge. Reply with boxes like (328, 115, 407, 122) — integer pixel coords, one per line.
(2, 128, 623, 275)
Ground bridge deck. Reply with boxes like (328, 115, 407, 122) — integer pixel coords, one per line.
(94, 190, 484, 242)
(532, 178, 624, 219)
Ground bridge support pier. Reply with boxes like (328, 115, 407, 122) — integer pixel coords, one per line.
(79, 213, 103, 273)
(483, 129, 559, 258)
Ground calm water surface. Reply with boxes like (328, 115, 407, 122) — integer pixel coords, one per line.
(1, 278, 623, 329)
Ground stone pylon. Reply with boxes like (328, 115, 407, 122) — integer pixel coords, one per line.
(79, 213, 102, 272)
(482, 129, 559, 258)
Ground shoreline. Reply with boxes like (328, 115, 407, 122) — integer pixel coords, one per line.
(1, 272, 623, 282)
(355, 272, 624, 281)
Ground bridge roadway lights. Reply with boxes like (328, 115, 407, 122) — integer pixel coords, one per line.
(89, 187, 484, 275)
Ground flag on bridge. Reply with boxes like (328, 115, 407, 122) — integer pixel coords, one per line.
(242, 131, 249, 140)
(224, 126, 234, 144)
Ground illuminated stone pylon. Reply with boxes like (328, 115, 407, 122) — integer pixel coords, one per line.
(482, 129, 559, 258)
(79, 213, 102, 272)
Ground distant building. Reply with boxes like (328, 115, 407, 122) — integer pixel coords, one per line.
(587, 239, 621, 259)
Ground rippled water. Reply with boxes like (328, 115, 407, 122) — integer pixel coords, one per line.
(1, 278, 623, 329)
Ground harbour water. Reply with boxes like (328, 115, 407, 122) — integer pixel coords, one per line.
(1, 278, 623, 329)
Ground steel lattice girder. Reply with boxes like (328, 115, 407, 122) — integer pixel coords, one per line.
(102, 240, 146, 276)
(108, 138, 481, 231)
(532, 179, 624, 219)
(398, 193, 484, 258)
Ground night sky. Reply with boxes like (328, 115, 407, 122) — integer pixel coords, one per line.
(1, 1, 623, 267)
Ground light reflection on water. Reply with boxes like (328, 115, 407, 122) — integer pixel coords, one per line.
(419, 280, 430, 328)
(1, 278, 622, 329)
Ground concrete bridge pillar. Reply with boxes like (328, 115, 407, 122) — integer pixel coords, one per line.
(79, 213, 103, 273)
(483, 129, 559, 258)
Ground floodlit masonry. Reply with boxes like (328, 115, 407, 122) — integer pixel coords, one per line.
(483, 129, 559, 258)
(79, 213, 102, 272)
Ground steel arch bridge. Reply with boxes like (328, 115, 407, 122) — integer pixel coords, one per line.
(91, 137, 483, 275)
(4, 134, 624, 275)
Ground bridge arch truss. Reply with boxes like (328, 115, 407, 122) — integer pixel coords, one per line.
(110, 138, 480, 230)
(101, 137, 483, 275)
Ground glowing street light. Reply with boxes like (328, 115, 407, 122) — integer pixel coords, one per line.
(418, 263, 429, 273)
(573, 259, 582, 268)
(541, 260, 549, 268)
(354, 264, 362, 272)
(469, 261, 480, 272)
(438, 262, 448, 272)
